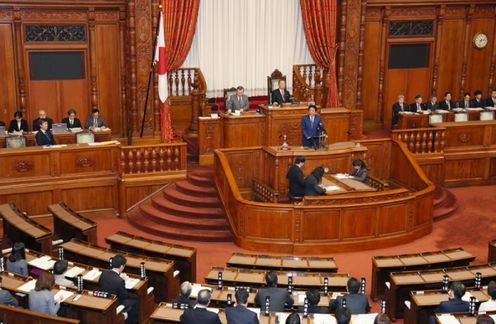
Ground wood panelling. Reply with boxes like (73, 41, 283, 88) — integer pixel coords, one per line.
(301, 210, 341, 241)
(362, 19, 382, 121)
(61, 185, 117, 211)
(0, 23, 17, 125)
(342, 208, 376, 238)
(378, 204, 407, 234)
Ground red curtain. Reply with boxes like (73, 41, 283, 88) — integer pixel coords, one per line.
(159, 0, 200, 141)
(300, 0, 339, 107)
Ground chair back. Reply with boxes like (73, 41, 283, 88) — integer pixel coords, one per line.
(223, 87, 237, 111)
(267, 69, 286, 103)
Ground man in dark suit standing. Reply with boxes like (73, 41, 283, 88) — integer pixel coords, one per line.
(426, 95, 439, 110)
(301, 104, 322, 147)
(225, 289, 259, 324)
(99, 255, 139, 324)
(35, 119, 56, 146)
(32, 110, 53, 131)
(329, 277, 370, 314)
(271, 80, 291, 105)
(436, 281, 469, 313)
(409, 95, 426, 112)
(180, 289, 221, 324)
(486, 90, 496, 107)
(254, 271, 294, 312)
(286, 156, 306, 200)
(439, 92, 455, 110)
(61, 108, 82, 129)
(459, 93, 471, 109)
(471, 90, 485, 108)
(391, 95, 408, 128)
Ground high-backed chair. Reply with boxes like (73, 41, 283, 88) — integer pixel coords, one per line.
(223, 87, 237, 112)
(6, 136, 26, 148)
(267, 69, 286, 104)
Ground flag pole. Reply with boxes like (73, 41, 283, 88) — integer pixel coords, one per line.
(140, 4, 163, 138)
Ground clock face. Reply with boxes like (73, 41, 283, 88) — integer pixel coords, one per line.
(473, 33, 488, 49)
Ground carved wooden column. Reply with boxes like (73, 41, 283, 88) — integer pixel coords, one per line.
(119, 8, 128, 136)
(342, 0, 364, 108)
(189, 72, 200, 134)
(337, 0, 347, 106)
(356, 0, 367, 109)
(377, 6, 390, 124)
(127, 0, 138, 136)
(13, 8, 26, 115)
(88, 8, 98, 107)
(431, 6, 445, 95)
(488, 8, 496, 93)
(459, 5, 474, 98)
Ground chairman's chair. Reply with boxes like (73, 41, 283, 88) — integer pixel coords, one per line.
(76, 132, 95, 144)
(6, 136, 26, 148)
(267, 69, 286, 104)
(223, 87, 237, 112)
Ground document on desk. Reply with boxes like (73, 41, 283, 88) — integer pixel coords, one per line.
(190, 283, 212, 297)
(436, 314, 461, 324)
(325, 185, 341, 192)
(82, 269, 102, 281)
(334, 173, 348, 180)
(125, 277, 140, 290)
(28, 256, 56, 270)
(351, 314, 378, 324)
(54, 290, 74, 302)
(18, 279, 37, 293)
(64, 266, 86, 278)
(313, 314, 336, 324)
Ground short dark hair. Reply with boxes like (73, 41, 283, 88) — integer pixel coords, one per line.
(285, 312, 301, 324)
(91, 107, 100, 114)
(487, 280, 496, 300)
(464, 92, 471, 97)
(110, 255, 127, 268)
(67, 108, 77, 115)
(306, 288, 321, 306)
(295, 156, 305, 164)
(236, 86, 244, 91)
(374, 313, 391, 324)
(347, 277, 360, 294)
(444, 91, 451, 97)
(13, 111, 23, 119)
(415, 95, 422, 100)
(53, 260, 69, 275)
(197, 289, 212, 306)
(450, 281, 466, 299)
(35, 272, 55, 291)
(9, 242, 25, 262)
(265, 271, 278, 287)
(477, 314, 495, 324)
(474, 90, 482, 96)
(352, 159, 366, 169)
(308, 104, 317, 111)
(336, 306, 351, 324)
(235, 289, 249, 305)
(39, 118, 48, 127)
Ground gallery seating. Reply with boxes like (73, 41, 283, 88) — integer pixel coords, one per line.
(49, 203, 97, 244)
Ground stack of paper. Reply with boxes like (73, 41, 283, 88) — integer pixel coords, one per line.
(29, 256, 56, 270)
(335, 173, 348, 180)
(63, 266, 86, 278)
(125, 278, 140, 290)
(54, 290, 74, 302)
(18, 279, 37, 293)
(313, 314, 336, 324)
(351, 314, 379, 324)
(325, 185, 341, 191)
(436, 314, 461, 324)
(82, 269, 102, 281)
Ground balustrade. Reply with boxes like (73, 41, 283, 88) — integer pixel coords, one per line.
(119, 142, 187, 175)
(392, 128, 446, 154)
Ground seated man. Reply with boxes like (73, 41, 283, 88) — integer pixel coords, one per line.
(53, 260, 76, 289)
(335, 306, 351, 324)
(459, 93, 471, 109)
(225, 289, 259, 324)
(409, 95, 426, 112)
(426, 95, 439, 110)
(271, 80, 291, 105)
(35, 119, 56, 146)
(297, 288, 328, 314)
(391, 95, 408, 128)
(171, 281, 197, 308)
(329, 277, 370, 314)
(254, 271, 294, 312)
(471, 90, 485, 107)
(0, 275, 18, 307)
(62, 108, 82, 129)
(85, 107, 107, 129)
(486, 90, 496, 107)
(301, 104, 322, 147)
(98, 255, 138, 324)
(477, 280, 496, 313)
(435, 281, 469, 313)
(227, 86, 249, 113)
(32, 110, 53, 131)
(439, 92, 455, 110)
(286, 156, 306, 200)
(180, 289, 221, 324)
(8, 111, 29, 134)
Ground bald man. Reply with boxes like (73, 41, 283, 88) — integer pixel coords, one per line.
(32, 110, 53, 131)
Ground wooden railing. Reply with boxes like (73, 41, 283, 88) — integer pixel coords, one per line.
(119, 142, 187, 175)
(292, 64, 325, 106)
(252, 179, 279, 203)
(391, 128, 446, 154)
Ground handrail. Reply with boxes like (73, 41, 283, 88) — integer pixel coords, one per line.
(392, 127, 446, 154)
(292, 64, 325, 106)
(119, 142, 187, 175)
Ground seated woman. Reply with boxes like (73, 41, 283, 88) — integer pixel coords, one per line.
(6, 242, 28, 277)
(349, 159, 370, 184)
(29, 272, 63, 316)
(304, 167, 327, 196)
(8, 111, 29, 134)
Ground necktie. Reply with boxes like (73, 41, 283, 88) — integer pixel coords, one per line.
(93, 118, 97, 127)
(417, 104, 420, 111)
(281, 90, 284, 101)
(465, 101, 468, 108)
(238, 96, 241, 102)
(447, 101, 450, 109)
(70, 119, 73, 126)
(310, 116, 314, 126)
(400, 104, 403, 111)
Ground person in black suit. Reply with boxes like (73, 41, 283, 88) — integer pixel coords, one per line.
(435, 281, 469, 313)
(304, 167, 326, 196)
(98, 255, 139, 324)
(349, 159, 370, 184)
(254, 271, 294, 312)
(391, 95, 408, 128)
(34, 119, 56, 146)
(285, 313, 301, 324)
(180, 289, 221, 324)
(409, 95, 426, 112)
(329, 277, 370, 314)
(426, 95, 439, 110)
(335, 306, 351, 324)
(8, 111, 29, 134)
(172, 281, 197, 308)
(459, 93, 471, 109)
(225, 289, 259, 324)
(486, 90, 496, 107)
(439, 92, 455, 110)
(471, 90, 485, 108)
(32, 110, 53, 131)
(297, 288, 328, 314)
(61, 108, 82, 129)
(271, 80, 291, 105)
(286, 156, 306, 200)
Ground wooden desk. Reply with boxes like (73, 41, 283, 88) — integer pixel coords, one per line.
(0, 130, 112, 147)
(49, 203, 97, 244)
(0, 303, 80, 324)
(0, 203, 52, 254)
(435, 313, 496, 324)
(61, 239, 179, 303)
(371, 247, 474, 301)
(397, 110, 488, 129)
(106, 231, 197, 283)
(0, 272, 124, 324)
(204, 267, 349, 291)
(226, 253, 338, 273)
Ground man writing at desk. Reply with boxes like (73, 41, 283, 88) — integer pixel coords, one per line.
(271, 80, 291, 105)
(227, 86, 249, 113)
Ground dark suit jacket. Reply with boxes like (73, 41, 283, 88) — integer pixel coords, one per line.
(329, 294, 370, 314)
(471, 99, 485, 108)
(62, 117, 82, 129)
(35, 130, 56, 146)
(350, 167, 370, 184)
(225, 305, 259, 324)
(458, 100, 471, 109)
(271, 89, 291, 105)
(297, 304, 329, 314)
(439, 100, 455, 110)
(486, 97, 496, 107)
(0, 121, 5, 127)
(301, 115, 322, 147)
(32, 117, 53, 131)
(287, 165, 305, 198)
(426, 102, 439, 110)
(254, 287, 294, 312)
(436, 298, 469, 313)
(172, 295, 197, 308)
(409, 102, 426, 112)
(391, 102, 408, 128)
(180, 307, 221, 324)
(98, 271, 134, 305)
(84, 116, 107, 128)
(8, 119, 29, 133)
(304, 175, 326, 196)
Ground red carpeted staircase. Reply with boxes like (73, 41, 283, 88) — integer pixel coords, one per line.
(128, 167, 233, 242)
(433, 184, 458, 220)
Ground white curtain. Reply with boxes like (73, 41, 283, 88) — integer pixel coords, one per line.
(181, 0, 315, 97)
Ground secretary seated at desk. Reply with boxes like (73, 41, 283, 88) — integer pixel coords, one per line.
(226, 86, 249, 113)
(301, 104, 321, 147)
(35, 119, 56, 146)
(85, 107, 107, 129)
(304, 167, 326, 196)
(62, 108, 82, 129)
(271, 80, 291, 105)
(349, 159, 370, 184)
(8, 111, 29, 134)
